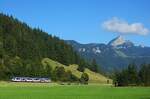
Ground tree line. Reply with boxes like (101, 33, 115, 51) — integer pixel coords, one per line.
(113, 63, 150, 86)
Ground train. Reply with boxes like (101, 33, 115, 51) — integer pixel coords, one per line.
(11, 77, 51, 83)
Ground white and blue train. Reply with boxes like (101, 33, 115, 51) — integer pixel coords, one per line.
(11, 77, 51, 83)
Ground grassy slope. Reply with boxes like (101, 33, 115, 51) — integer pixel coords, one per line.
(42, 58, 112, 83)
(0, 82, 150, 99)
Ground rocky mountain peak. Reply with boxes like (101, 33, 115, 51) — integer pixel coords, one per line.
(108, 36, 134, 48)
(108, 36, 125, 46)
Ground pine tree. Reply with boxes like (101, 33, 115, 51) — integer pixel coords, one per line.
(91, 58, 98, 72)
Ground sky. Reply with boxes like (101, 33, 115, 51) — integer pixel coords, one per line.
(0, 0, 150, 46)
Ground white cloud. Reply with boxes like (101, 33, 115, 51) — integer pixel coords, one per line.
(102, 17, 149, 35)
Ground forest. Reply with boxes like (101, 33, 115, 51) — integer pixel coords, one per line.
(0, 13, 96, 83)
(114, 63, 150, 86)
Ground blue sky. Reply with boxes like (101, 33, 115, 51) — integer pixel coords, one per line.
(0, 0, 150, 46)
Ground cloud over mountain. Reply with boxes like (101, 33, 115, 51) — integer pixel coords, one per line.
(102, 17, 149, 35)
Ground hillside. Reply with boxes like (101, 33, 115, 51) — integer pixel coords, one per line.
(42, 58, 111, 83)
(0, 13, 93, 80)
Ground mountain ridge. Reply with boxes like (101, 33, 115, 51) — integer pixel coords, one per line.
(66, 36, 150, 73)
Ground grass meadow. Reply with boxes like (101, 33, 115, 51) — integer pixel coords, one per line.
(0, 82, 150, 99)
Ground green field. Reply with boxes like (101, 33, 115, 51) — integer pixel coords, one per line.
(0, 82, 150, 99)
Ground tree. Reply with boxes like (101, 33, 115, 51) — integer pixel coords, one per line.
(127, 64, 138, 85)
(55, 66, 66, 81)
(80, 73, 89, 84)
(0, 40, 4, 65)
(44, 64, 52, 77)
(0, 64, 10, 80)
(114, 63, 138, 86)
(78, 58, 85, 72)
(91, 59, 98, 72)
(139, 64, 150, 86)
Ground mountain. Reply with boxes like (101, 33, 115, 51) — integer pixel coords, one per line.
(66, 36, 150, 73)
